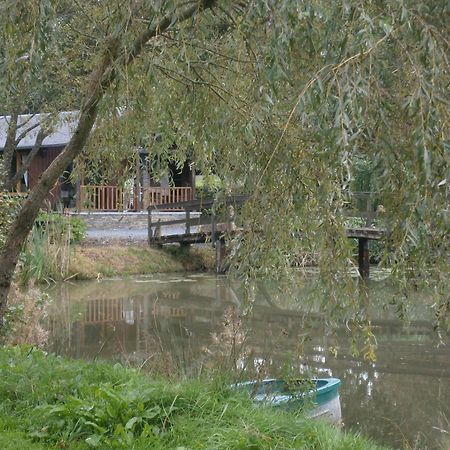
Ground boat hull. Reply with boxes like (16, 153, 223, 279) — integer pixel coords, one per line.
(233, 378, 342, 424)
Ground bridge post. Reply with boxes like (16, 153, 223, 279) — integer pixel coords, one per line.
(182, 208, 191, 249)
(215, 237, 226, 273)
(211, 211, 217, 246)
(358, 238, 370, 279)
(185, 209, 191, 234)
(147, 209, 153, 245)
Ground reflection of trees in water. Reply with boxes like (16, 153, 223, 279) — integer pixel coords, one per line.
(46, 277, 449, 449)
(302, 327, 450, 450)
(343, 373, 450, 450)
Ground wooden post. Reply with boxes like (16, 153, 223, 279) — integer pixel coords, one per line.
(211, 211, 217, 247)
(155, 219, 162, 247)
(147, 209, 153, 245)
(185, 209, 191, 234)
(215, 237, 226, 273)
(358, 238, 370, 279)
(136, 154, 141, 211)
(191, 166, 196, 200)
(366, 194, 373, 227)
(155, 220, 161, 238)
(182, 208, 191, 249)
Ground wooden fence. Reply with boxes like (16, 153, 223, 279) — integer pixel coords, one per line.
(78, 185, 193, 211)
(78, 185, 128, 211)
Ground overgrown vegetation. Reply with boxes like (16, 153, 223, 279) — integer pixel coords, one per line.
(0, 346, 387, 449)
(1, 0, 449, 328)
(36, 212, 86, 244)
(0, 286, 49, 348)
(20, 214, 85, 284)
(0, 192, 25, 249)
(19, 241, 214, 283)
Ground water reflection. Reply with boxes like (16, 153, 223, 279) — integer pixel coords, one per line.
(46, 274, 450, 450)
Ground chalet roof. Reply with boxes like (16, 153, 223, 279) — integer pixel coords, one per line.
(0, 111, 78, 151)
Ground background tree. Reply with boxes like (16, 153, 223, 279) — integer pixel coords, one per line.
(0, 1, 448, 329)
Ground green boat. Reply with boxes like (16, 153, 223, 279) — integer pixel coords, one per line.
(233, 378, 342, 424)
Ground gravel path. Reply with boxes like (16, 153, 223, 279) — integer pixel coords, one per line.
(85, 225, 201, 242)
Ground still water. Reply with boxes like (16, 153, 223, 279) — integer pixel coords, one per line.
(45, 274, 450, 450)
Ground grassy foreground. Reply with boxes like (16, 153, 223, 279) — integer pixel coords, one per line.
(0, 347, 386, 450)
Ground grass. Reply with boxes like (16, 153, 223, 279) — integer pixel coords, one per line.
(0, 346, 388, 450)
(69, 244, 214, 279)
(21, 242, 215, 283)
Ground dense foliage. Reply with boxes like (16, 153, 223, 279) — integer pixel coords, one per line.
(36, 212, 86, 244)
(0, 192, 25, 249)
(0, 1, 448, 326)
(0, 346, 386, 449)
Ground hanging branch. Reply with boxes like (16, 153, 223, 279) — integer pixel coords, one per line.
(0, 0, 220, 317)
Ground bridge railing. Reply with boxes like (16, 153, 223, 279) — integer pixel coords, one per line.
(147, 195, 249, 244)
(141, 187, 193, 210)
(147, 192, 387, 278)
(341, 191, 386, 227)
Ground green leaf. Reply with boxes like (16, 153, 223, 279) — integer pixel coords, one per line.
(85, 434, 102, 447)
(125, 416, 141, 431)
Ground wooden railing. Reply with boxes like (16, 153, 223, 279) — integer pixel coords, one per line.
(342, 191, 385, 226)
(79, 185, 131, 211)
(147, 194, 386, 278)
(147, 195, 249, 243)
(142, 187, 193, 210)
(78, 185, 192, 211)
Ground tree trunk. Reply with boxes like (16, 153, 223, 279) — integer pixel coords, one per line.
(0, 103, 100, 318)
(0, 1, 212, 320)
(1, 112, 18, 189)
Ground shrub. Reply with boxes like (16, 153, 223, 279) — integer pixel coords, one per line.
(36, 212, 86, 244)
(0, 192, 25, 251)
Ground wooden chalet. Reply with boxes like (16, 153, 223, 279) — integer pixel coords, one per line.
(0, 112, 195, 211)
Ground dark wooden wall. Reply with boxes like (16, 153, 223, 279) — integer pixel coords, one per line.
(27, 146, 63, 208)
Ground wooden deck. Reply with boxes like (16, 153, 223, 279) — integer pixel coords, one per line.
(346, 227, 385, 240)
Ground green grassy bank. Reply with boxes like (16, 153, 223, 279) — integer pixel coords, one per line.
(21, 243, 215, 283)
(0, 347, 386, 450)
(69, 244, 215, 279)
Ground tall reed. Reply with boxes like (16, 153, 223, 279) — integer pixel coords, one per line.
(20, 216, 73, 284)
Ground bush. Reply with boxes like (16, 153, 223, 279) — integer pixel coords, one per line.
(195, 174, 222, 200)
(36, 212, 86, 244)
(19, 213, 85, 284)
(0, 192, 25, 251)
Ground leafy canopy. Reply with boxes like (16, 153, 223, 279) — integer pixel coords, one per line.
(0, 1, 448, 326)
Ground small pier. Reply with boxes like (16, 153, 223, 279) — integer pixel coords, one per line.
(148, 194, 386, 279)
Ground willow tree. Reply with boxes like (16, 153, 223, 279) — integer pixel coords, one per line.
(0, 1, 448, 328)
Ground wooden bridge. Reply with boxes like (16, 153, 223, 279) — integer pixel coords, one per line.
(147, 193, 386, 279)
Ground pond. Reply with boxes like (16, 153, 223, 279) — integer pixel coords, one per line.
(45, 273, 450, 450)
